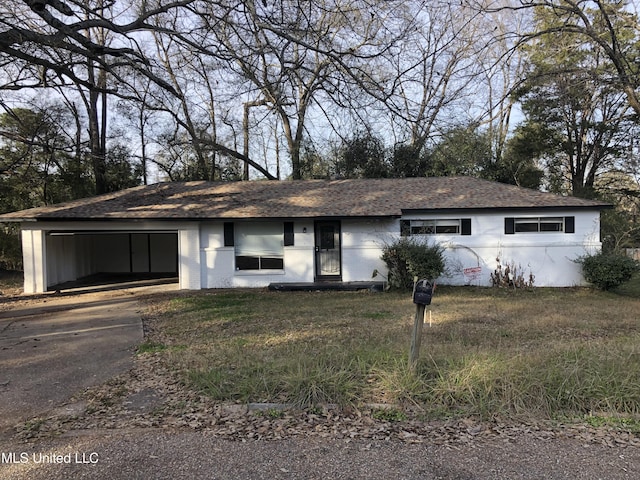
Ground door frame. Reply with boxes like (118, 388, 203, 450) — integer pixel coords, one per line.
(314, 220, 342, 281)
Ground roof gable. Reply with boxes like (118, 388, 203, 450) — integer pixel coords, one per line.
(0, 177, 610, 221)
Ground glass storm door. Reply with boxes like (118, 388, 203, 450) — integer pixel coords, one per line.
(315, 221, 342, 280)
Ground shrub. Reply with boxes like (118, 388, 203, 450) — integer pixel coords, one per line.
(381, 237, 446, 290)
(577, 251, 639, 290)
(490, 258, 535, 288)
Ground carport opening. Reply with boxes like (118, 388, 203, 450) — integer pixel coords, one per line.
(46, 231, 179, 291)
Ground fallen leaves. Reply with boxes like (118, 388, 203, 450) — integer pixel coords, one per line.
(10, 344, 640, 452)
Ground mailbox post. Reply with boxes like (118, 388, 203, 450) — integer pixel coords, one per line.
(409, 279, 434, 371)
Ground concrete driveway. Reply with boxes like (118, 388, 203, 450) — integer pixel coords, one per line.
(0, 291, 144, 432)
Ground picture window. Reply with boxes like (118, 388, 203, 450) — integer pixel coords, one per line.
(234, 222, 284, 271)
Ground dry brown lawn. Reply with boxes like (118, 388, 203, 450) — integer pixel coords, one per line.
(139, 286, 640, 428)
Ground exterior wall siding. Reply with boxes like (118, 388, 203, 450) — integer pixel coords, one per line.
(19, 209, 603, 293)
(200, 220, 316, 288)
(197, 211, 600, 288)
(400, 210, 601, 287)
(178, 227, 201, 290)
(21, 228, 46, 294)
(340, 219, 389, 283)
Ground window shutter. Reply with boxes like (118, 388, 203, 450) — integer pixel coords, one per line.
(564, 216, 575, 234)
(505, 218, 515, 235)
(461, 218, 471, 236)
(224, 222, 234, 246)
(284, 222, 294, 246)
(400, 220, 410, 236)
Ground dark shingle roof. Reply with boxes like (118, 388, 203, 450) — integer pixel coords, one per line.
(0, 177, 610, 221)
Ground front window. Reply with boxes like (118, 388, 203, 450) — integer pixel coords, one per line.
(235, 222, 284, 270)
(402, 219, 468, 235)
(514, 217, 564, 233)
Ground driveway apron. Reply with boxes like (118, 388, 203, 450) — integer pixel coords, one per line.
(0, 292, 143, 432)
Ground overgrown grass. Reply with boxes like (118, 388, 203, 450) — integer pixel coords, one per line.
(141, 287, 640, 424)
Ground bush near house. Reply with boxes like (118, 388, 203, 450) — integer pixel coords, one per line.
(380, 237, 446, 289)
(578, 251, 639, 290)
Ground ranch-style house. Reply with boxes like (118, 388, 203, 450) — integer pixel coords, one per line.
(0, 176, 610, 293)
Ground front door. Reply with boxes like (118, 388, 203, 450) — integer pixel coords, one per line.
(315, 221, 342, 280)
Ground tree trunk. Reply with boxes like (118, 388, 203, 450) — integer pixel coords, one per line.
(87, 62, 107, 195)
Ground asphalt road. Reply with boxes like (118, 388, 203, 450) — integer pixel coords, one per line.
(1, 429, 640, 480)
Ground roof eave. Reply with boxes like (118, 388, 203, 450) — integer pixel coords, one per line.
(1, 214, 400, 222)
(401, 204, 613, 215)
(0, 217, 37, 223)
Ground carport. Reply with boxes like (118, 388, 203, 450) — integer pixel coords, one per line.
(45, 230, 179, 290)
(0, 184, 208, 294)
(17, 220, 202, 294)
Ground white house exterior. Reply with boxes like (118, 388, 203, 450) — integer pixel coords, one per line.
(0, 177, 610, 293)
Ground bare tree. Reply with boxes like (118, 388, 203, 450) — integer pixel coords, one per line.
(0, 0, 197, 192)
(0, 0, 191, 93)
(198, 0, 404, 179)
(396, 3, 487, 150)
(148, 7, 277, 180)
(116, 76, 162, 185)
(480, 0, 640, 116)
(473, 3, 529, 165)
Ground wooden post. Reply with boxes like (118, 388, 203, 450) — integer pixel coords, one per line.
(409, 303, 426, 371)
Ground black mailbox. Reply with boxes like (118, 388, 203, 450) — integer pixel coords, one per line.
(413, 279, 433, 305)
